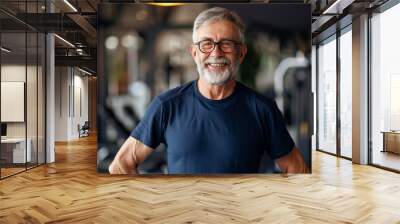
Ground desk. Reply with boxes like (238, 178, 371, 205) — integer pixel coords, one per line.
(1, 138, 31, 163)
(382, 131, 400, 154)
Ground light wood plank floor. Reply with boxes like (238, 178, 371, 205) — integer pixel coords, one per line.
(1, 167, 26, 178)
(372, 151, 400, 171)
(1, 135, 400, 223)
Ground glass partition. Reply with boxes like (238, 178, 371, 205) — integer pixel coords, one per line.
(38, 32, 45, 165)
(317, 35, 337, 155)
(27, 0, 39, 170)
(0, 1, 46, 179)
(1, 31, 28, 177)
(27, 30, 38, 169)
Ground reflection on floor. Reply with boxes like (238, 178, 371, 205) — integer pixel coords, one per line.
(0, 163, 42, 178)
(372, 150, 400, 171)
(0, 135, 400, 223)
(0, 167, 25, 177)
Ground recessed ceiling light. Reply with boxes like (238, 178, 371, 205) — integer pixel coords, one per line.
(1, 47, 11, 53)
(322, 0, 353, 15)
(54, 34, 75, 48)
(63, 0, 78, 12)
(78, 67, 92, 76)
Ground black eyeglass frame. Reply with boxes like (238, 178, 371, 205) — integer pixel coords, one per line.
(193, 39, 242, 53)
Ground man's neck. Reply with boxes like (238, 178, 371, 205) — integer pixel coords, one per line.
(197, 78, 236, 100)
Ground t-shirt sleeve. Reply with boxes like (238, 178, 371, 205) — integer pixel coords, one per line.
(130, 97, 165, 149)
(265, 100, 295, 160)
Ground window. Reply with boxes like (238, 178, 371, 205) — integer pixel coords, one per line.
(370, 2, 400, 171)
(339, 28, 352, 158)
(317, 36, 337, 154)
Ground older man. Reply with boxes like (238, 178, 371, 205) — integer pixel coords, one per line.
(109, 7, 308, 174)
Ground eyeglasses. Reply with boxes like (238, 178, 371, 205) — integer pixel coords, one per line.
(194, 39, 241, 53)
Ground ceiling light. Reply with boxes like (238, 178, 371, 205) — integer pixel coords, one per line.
(76, 49, 84, 55)
(78, 67, 92, 76)
(63, 0, 78, 12)
(322, 0, 354, 15)
(323, 0, 341, 14)
(105, 36, 119, 50)
(1, 47, 11, 53)
(122, 34, 140, 49)
(75, 42, 85, 47)
(54, 34, 75, 48)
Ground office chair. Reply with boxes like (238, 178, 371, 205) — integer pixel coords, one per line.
(79, 121, 90, 138)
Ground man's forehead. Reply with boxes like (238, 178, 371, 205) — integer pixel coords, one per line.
(199, 19, 238, 30)
(196, 20, 241, 40)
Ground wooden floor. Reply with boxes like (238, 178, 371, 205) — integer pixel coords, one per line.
(1, 135, 400, 223)
(372, 150, 400, 171)
(1, 163, 44, 178)
(1, 167, 26, 178)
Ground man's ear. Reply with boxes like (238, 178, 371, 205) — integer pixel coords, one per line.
(189, 45, 197, 60)
(239, 44, 247, 64)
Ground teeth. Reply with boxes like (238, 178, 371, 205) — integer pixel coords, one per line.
(209, 63, 226, 67)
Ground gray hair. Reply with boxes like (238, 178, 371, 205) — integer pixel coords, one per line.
(192, 7, 245, 43)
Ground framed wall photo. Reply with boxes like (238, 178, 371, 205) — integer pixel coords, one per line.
(97, 3, 312, 174)
(1, 81, 25, 122)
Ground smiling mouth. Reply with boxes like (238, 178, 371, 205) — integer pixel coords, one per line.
(206, 63, 228, 69)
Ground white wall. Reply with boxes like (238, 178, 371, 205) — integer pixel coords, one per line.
(55, 67, 89, 141)
(1, 65, 35, 138)
(55, 67, 69, 141)
(1, 65, 26, 128)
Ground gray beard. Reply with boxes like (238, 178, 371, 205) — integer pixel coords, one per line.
(196, 60, 239, 86)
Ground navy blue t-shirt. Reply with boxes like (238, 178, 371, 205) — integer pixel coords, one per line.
(131, 80, 294, 174)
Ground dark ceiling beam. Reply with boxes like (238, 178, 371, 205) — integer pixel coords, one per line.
(86, 0, 97, 11)
(0, 7, 38, 31)
(1, 12, 96, 47)
(55, 55, 96, 72)
(67, 13, 97, 39)
(1, 13, 83, 32)
(51, 0, 97, 41)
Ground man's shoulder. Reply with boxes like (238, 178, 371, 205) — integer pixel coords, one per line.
(157, 80, 195, 104)
(237, 82, 276, 108)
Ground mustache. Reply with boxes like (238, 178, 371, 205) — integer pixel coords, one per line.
(204, 57, 230, 65)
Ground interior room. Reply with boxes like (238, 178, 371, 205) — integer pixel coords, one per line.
(0, 0, 400, 223)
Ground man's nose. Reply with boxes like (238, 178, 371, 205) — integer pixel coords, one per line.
(209, 44, 224, 57)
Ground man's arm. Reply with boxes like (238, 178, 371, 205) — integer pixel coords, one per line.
(275, 147, 309, 173)
(108, 136, 153, 174)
